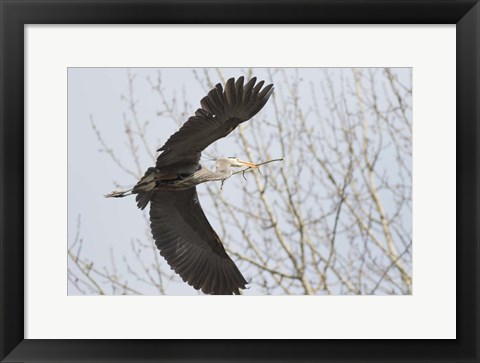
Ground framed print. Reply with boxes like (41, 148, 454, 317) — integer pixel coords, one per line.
(1, 0, 478, 362)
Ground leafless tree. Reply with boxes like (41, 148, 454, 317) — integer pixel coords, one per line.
(68, 67, 412, 295)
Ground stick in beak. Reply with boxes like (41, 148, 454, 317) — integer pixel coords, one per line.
(237, 159, 258, 168)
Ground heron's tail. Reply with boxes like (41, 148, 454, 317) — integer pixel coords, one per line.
(132, 167, 157, 210)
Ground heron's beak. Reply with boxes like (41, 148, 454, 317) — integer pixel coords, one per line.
(237, 159, 258, 168)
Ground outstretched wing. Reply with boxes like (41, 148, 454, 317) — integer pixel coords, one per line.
(149, 187, 248, 295)
(155, 77, 274, 171)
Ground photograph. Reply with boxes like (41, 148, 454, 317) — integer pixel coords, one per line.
(67, 67, 412, 296)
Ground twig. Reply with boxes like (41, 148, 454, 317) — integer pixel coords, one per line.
(221, 157, 284, 188)
(231, 157, 284, 176)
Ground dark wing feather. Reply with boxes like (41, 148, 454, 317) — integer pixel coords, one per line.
(149, 187, 248, 295)
(156, 77, 274, 170)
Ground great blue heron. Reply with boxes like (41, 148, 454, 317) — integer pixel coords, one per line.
(110, 76, 274, 295)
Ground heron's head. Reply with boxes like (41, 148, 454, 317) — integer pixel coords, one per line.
(225, 157, 258, 168)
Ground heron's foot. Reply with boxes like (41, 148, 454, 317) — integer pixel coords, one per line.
(105, 190, 132, 198)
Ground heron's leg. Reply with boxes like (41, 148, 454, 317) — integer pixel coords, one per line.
(105, 189, 133, 198)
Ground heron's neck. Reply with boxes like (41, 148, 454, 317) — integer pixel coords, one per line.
(214, 165, 233, 179)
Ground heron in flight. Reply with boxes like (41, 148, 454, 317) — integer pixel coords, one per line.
(113, 76, 274, 295)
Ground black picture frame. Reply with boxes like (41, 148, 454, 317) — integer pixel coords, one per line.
(1, 1, 478, 362)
